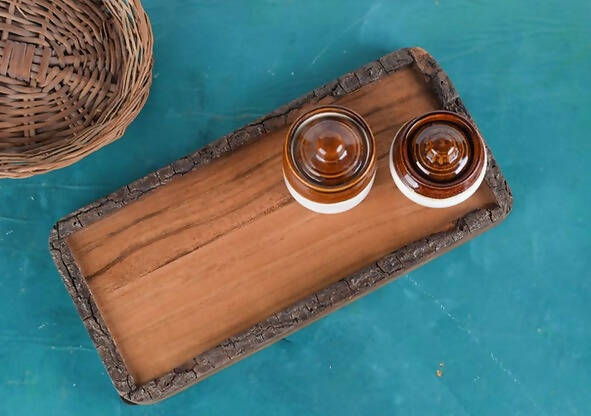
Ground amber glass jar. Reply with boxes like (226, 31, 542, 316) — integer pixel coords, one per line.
(283, 106, 377, 214)
(389, 111, 487, 208)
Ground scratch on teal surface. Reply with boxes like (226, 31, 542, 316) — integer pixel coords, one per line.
(408, 276, 479, 341)
(309, 3, 381, 67)
(408, 276, 547, 415)
(489, 352, 546, 415)
(0, 216, 33, 224)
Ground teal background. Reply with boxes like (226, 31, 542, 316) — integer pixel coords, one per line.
(1, 0, 589, 414)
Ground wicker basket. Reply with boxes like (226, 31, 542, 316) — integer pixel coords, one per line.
(0, 0, 153, 178)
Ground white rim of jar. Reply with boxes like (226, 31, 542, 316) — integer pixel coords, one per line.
(284, 169, 376, 214)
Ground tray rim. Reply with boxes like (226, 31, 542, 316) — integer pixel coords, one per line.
(49, 47, 513, 404)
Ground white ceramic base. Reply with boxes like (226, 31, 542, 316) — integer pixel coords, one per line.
(284, 172, 376, 214)
(389, 138, 487, 209)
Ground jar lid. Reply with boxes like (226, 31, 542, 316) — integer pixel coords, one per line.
(391, 111, 486, 201)
(283, 106, 376, 204)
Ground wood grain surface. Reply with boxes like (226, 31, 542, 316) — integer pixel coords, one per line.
(66, 66, 496, 384)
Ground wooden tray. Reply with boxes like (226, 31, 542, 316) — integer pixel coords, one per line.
(49, 47, 512, 404)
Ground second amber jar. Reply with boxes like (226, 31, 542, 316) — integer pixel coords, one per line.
(389, 110, 487, 208)
(283, 106, 377, 214)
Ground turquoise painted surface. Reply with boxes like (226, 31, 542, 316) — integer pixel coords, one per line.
(0, 0, 589, 414)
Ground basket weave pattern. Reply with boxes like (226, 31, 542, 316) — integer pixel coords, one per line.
(0, 0, 153, 178)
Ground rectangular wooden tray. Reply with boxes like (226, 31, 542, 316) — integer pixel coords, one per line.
(49, 47, 512, 404)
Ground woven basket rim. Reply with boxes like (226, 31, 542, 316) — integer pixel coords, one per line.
(0, 0, 154, 178)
